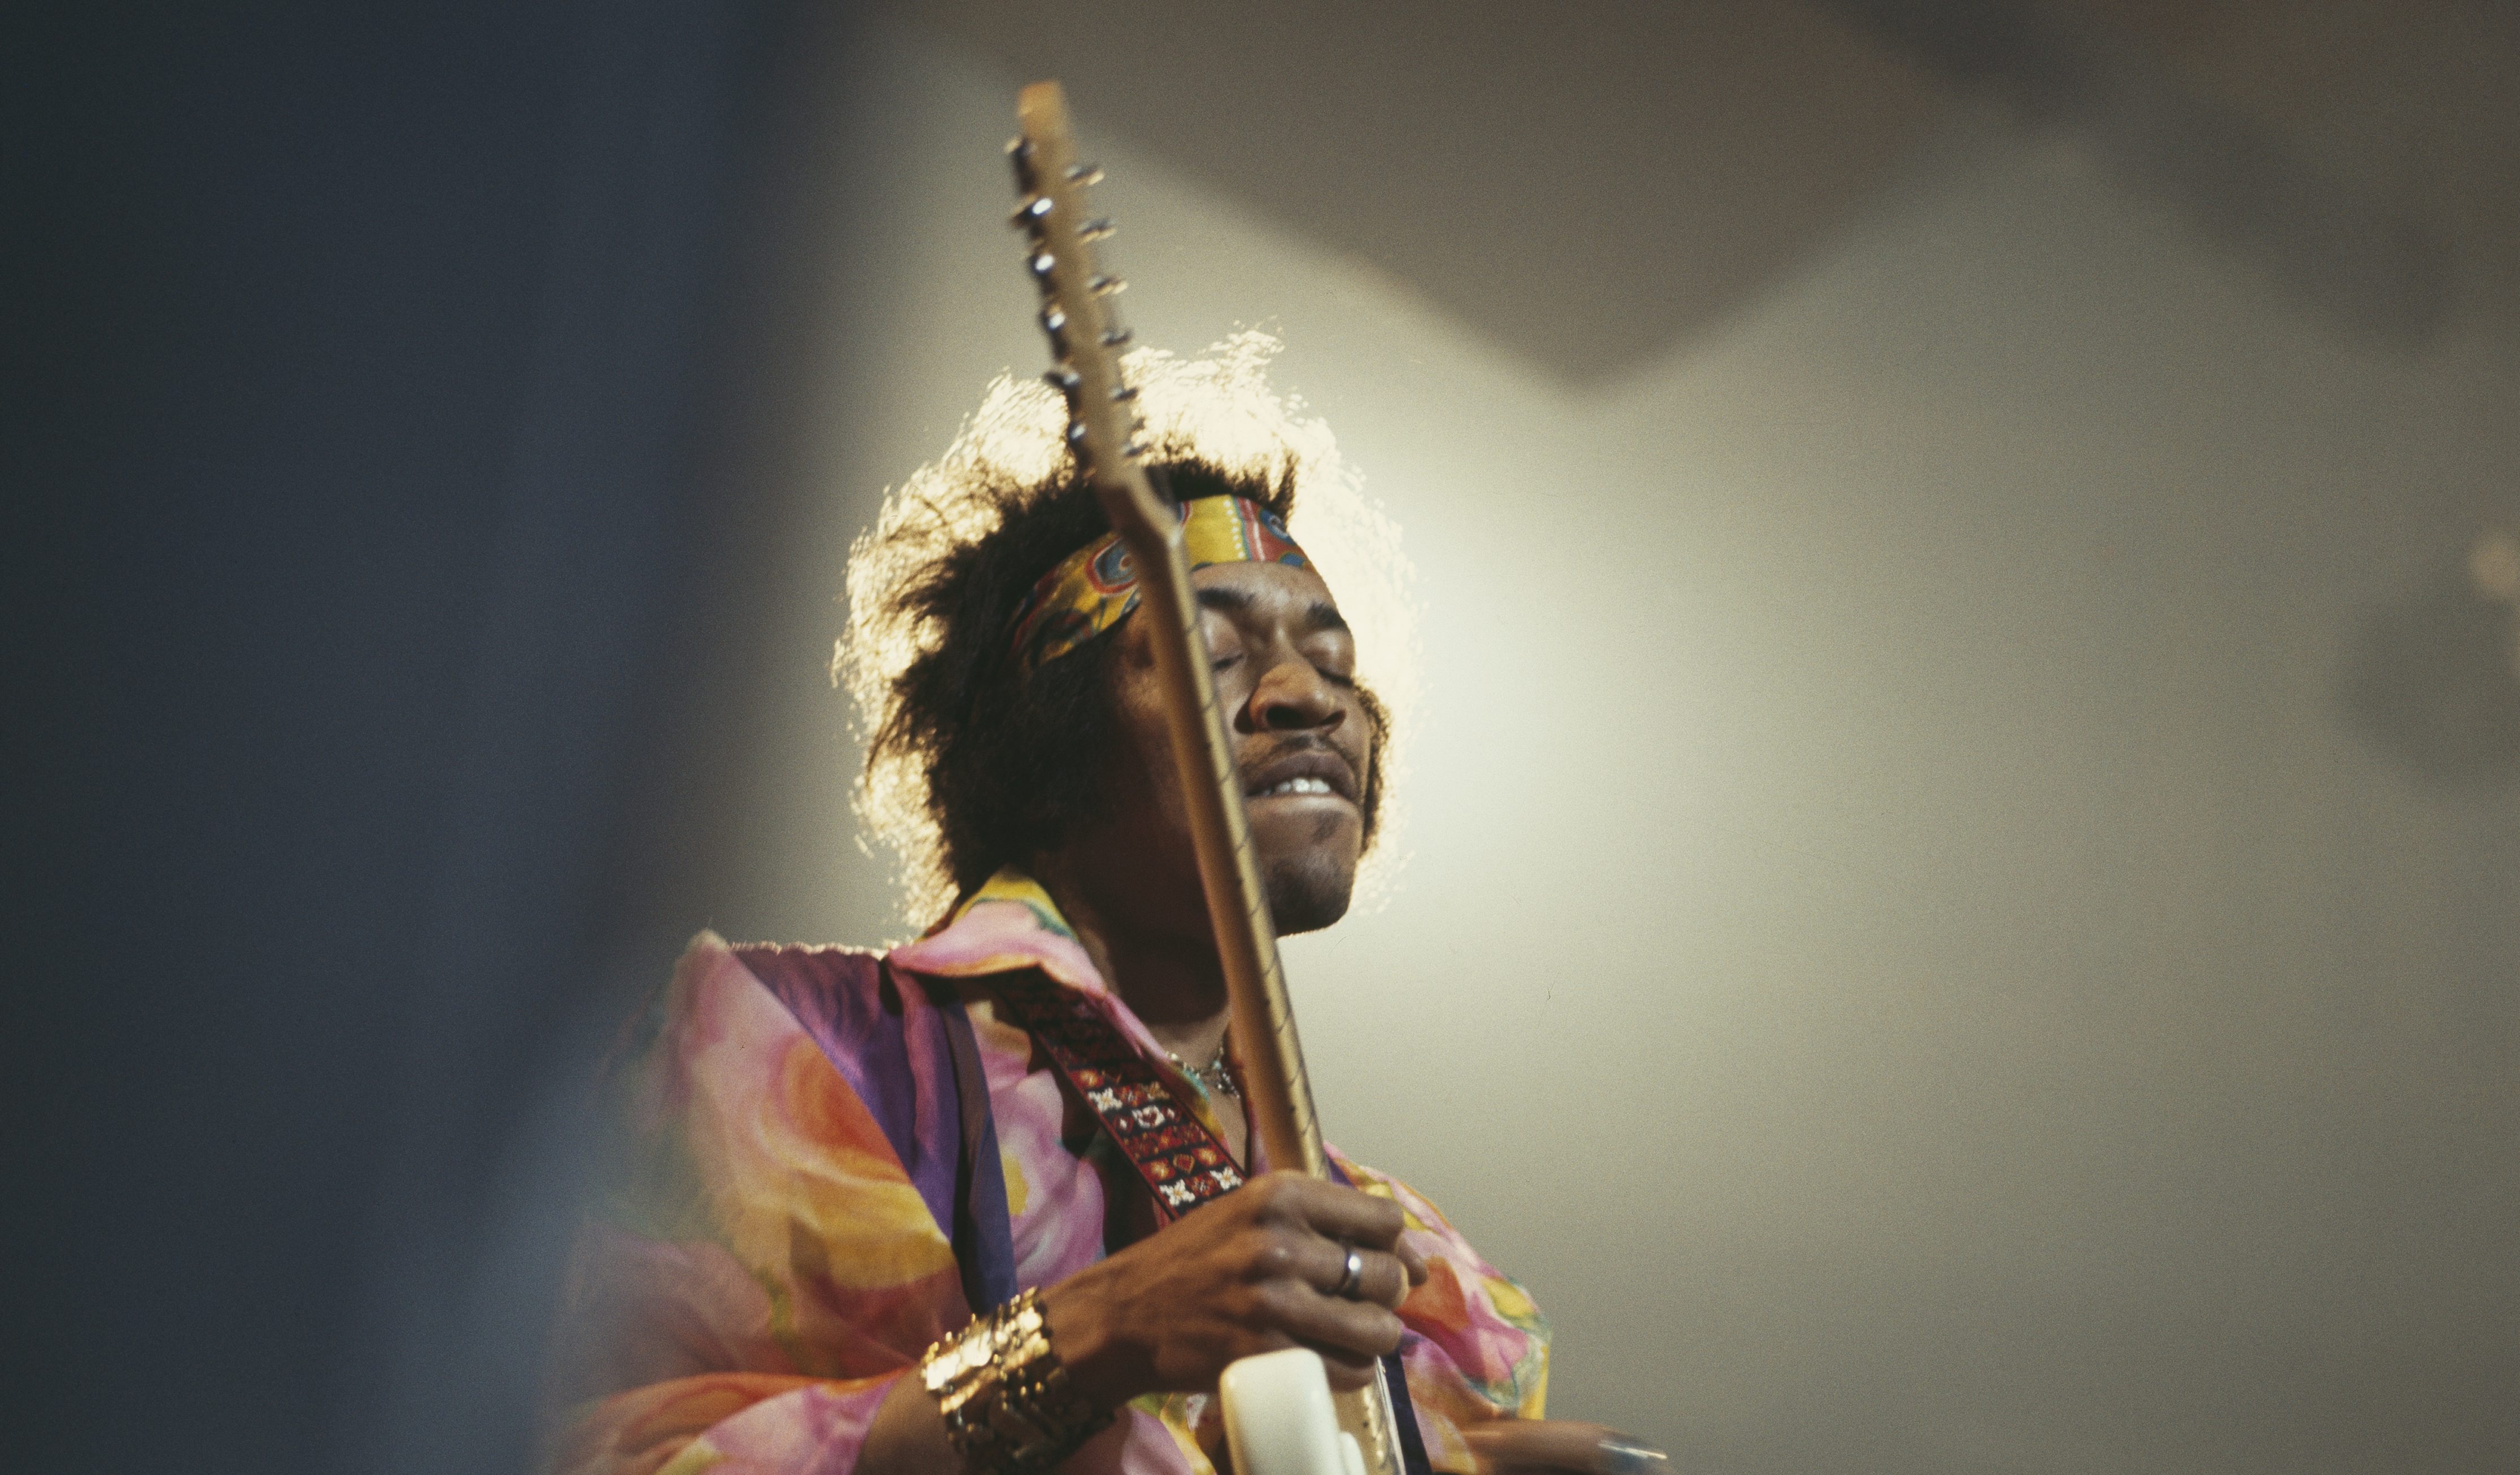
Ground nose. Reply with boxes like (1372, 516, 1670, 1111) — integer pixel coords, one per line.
(1242, 653, 1347, 734)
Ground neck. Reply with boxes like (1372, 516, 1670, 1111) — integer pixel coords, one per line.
(1032, 857, 1231, 1064)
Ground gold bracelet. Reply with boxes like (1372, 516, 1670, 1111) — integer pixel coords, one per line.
(920, 1288, 1113, 1474)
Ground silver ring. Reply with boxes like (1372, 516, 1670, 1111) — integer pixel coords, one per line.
(1331, 1246, 1365, 1298)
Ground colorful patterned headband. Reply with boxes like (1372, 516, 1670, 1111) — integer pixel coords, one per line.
(1009, 496, 1312, 669)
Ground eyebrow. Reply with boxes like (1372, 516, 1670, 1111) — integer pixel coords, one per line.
(1196, 587, 1350, 635)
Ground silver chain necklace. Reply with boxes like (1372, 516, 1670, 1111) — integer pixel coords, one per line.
(1165, 1040, 1239, 1099)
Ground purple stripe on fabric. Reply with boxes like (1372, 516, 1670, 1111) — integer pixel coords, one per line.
(737, 944, 962, 1248)
(937, 999, 1018, 1314)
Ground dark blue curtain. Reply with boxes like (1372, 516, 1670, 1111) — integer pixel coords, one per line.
(4, 3, 844, 1469)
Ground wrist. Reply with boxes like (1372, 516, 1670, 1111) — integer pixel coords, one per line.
(920, 1288, 1115, 1473)
(1034, 1273, 1138, 1410)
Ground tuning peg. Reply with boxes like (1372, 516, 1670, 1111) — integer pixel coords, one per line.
(1100, 326, 1132, 348)
(1066, 162, 1104, 186)
(1028, 251, 1056, 281)
(1080, 217, 1115, 241)
(1110, 384, 1138, 403)
(1007, 138, 1037, 187)
(1012, 195, 1052, 227)
(1044, 367, 1082, 393)
(1089, 274, 1125, 297)
(1040, 306, 1068, 334)
(1065, 421, 1090, 447)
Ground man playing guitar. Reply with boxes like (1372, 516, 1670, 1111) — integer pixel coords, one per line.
(545, 88, 1663, 1475)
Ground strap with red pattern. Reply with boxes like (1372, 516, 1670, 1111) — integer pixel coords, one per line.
(993, 975, 1244, 1219)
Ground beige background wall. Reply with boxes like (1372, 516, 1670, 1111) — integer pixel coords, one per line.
(650, 10, 2516, 1473)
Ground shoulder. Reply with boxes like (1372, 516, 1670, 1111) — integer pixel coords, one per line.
(602, 933, 906, 1132)
(632, 933, 973, 1205)
(600, 931, 960, 1239)
(672, 929, 890, 999)
(647, 930, 897, 1044)
(561, 935, 967, 1401)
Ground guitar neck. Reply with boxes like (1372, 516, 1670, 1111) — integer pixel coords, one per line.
(1010, 84, 1408, 1475)
(1011, 82, 1328, 1182)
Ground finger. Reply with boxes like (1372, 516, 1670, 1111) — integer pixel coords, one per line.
(1462, 1422, 1649, 1475)
(1266, 1281, 1407, 1364)
(1218, 1303, 1385, 1392)
(1314, 1344, 1382, 1392)
(1267, 1175, 1408, 1250)
(1592, 1434, 1671, 1475)
(1396, 1237, 1428, 1286)
(1307, 1239, 1413, 1309)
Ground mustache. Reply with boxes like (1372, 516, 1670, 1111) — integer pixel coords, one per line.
(1243, 730, 1364, 767)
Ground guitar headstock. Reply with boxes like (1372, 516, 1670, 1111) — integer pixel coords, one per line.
(1010, 82, 1173, 542)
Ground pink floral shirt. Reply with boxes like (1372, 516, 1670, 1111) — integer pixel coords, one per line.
(549, 871, 1549, 1475)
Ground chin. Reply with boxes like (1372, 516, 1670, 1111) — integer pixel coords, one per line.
(1265, 851, 1358, 935)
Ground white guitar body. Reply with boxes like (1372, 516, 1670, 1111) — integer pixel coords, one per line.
(1221, 1350, 1370, 1475)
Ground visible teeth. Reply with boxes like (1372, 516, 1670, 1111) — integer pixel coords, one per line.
(1257, 776, 1335, 797)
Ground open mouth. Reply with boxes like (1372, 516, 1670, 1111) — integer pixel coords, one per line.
(1243, 749, 1360, 804)
(1252, 776, 1340, 798)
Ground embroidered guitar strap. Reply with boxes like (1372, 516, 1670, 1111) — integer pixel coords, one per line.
(991, 973, 1439, 1475)
(993, 973, 1246, 1219)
